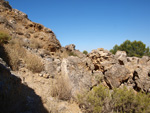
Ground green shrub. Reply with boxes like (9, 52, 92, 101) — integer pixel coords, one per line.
(68, 51, 77, 56)
(78, 84, 110, 113)
(78, 85, 150, 113)
(83, 50, 88, 55)
(0, 31, 11, 44)
(111, 87, 136, 113)
(112, 87, 150, 113)
(87, 84, 110, 113)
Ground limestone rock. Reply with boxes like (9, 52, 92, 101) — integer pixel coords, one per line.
(105, 64, 131, 88)
(65, 44, 75, 51)
(61, 56, 93, 97)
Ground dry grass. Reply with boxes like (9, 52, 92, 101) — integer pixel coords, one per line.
(29, 38, 44, 49)
(4, 41, 26, 70)
(4, 38, 44, 73)
(52, 76, 72, 101)
(24, 53, 44, 73)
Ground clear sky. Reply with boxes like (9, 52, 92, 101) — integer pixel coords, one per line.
(8, 0, 150, 52)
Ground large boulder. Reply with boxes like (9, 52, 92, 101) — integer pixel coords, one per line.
(115, 51, 127, 65)
(61, 56, 94, 96)
(132, 66, 150, 93)
(104, 64, 131, 88)
(65, 44, 75, 51)
(88, 48, 117, 72)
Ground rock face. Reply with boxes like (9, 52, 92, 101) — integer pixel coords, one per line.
(88, 49, 150, 93)
(105, 64, 131, 88)
(61, 56, 94, 96)
(0, 0, 61, 52)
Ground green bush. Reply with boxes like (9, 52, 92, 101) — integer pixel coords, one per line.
(77, 84, 110, 113)
(78, 85, 150, 113)
(87, 84, 110, 113)
(110, 40, 150, 57)
(68, 51, 77, 56)
(112, 87, 150, 113)
(112, 87, 136, 112)
(0, 31, 11, 44)
(83, 50, 88, 55)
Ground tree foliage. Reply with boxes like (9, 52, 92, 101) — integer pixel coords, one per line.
(110, 40, 150, 57)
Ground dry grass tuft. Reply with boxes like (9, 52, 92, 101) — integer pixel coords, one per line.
(4, 38, 44, 73)
(52, 76, 72, 101)
(29, 38, 44, 49)
(4, 40, 26, 70)
(24, 53, 44, 73)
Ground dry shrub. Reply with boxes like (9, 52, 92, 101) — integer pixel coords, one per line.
(24, 53, 44, 73)
(29, 38, 44, 49)
(4, 41, 26, 70)
(4, 38, 44, 73)
(9, 37, 29, 47)
(52, 76, 72, 101)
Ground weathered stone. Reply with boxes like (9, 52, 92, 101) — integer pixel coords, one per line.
(61, 56, 93, 97)
(65, 44, 75, 51)
(105, 64, 131, 88)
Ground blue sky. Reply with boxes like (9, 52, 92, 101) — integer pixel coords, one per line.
(8, 0, 150, 52)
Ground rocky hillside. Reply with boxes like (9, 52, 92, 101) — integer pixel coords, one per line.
(0, 0, 150, 113)
(0, 0, 61, 52)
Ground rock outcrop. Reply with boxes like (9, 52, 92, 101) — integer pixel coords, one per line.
(0, 0, 61, 52)
(88, 48, 150, 92)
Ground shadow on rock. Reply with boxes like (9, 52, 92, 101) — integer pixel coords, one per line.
(0, 63, 48, 113)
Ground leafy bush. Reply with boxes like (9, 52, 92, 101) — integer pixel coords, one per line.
(78, 85, 150, 113)
(77, 84, 110, 113)
(0, 31, 11, 44)
(112, 87, 150, 113)
(68, 51, 77, 56)
(110, 40, 150, 57)
(111, 87, 136, 112)
(83, 50, 88, 55)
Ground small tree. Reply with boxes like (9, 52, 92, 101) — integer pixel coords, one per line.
(110, 40, 150, 57)
(83, 50, 88, 55)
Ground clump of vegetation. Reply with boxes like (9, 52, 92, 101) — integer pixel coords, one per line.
(77, 84, 110, 113)
(110, 40, 150, 57)
(52, 76, 71, 101)
(0, 31, 11, 44)
(83, 50, 88, 55)
(4, 39, 26, 70)
(78, 85, 150, 113)
(112, 87, 150, 113)
(4, 38, 44, 73)
(29, 38, 44, 49)
(68, 51, 77, 56)
(24, 53, 44, 73)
